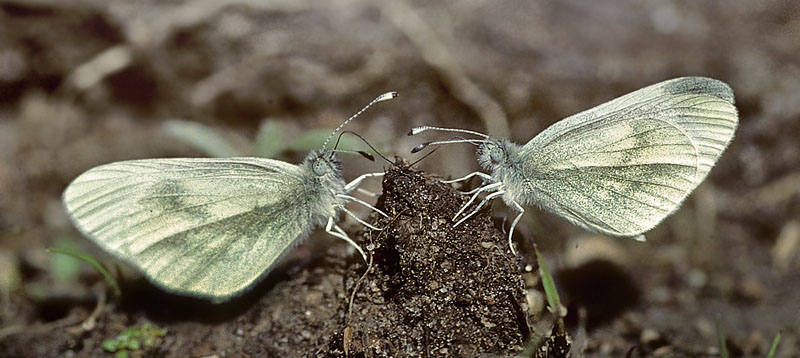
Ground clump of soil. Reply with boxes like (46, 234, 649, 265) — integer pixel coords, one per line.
(326, 164, 529, 356)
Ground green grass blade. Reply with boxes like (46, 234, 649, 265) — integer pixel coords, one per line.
(716, 322, 729, 358)
(49, 247, 121, 297)
(766, 331, 781, 358)
(533, 245, 562, 316)
(162, 119, 241, 158)
(50, 238, 82, 283)
(255, 120, 286, 158)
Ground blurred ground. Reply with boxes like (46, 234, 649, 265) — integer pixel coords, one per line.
(1, 0, 799, 357)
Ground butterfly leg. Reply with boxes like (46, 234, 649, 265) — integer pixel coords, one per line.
(355, 187, 380, 197)
(507, 201, 524, 255)
(340, 206, 383, 231)
(441, 171, 492, 184)
(337, 194, 389, 218)
(344, 172, 384, 193)
(453, 190, 506, 228)
(452, 182, 502, 220)
(326, 217, 368, 263)
(462, 184, 491, 196)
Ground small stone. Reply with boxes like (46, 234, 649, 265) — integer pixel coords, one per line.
(688, 269, 707, 289)
(652, 346, 674, 357)
(526, 289, 545, 316)
(694, 318, 715, 339)
(640, 328, 661, 345)
(522, 272, 539, 287)
(735, 278, 765, 302)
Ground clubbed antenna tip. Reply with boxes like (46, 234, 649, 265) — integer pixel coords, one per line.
(376, 91, 398, 102)
(357, 150, 375, 161)
(411, 142, 431, 154)
(408, 126, 426, 136)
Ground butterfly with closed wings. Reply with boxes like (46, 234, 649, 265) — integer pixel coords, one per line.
(411, 77, 738, 254)
(63, 92, 396, 302)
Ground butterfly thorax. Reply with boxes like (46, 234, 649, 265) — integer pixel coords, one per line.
(300, 149, 347, 226)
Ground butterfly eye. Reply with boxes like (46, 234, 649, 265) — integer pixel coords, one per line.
(312, 158, 328, 176)
(489, 146, 505, 163)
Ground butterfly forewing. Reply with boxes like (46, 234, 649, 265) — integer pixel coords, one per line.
(63, 158, 315, 300)
(520, 77, 738, 238)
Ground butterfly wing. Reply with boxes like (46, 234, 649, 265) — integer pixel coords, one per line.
(518, 77, 738, 239)
(63, 157, 318, 301)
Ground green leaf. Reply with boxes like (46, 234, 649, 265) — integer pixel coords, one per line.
(102, 323, 167, 356)
(0, 251, 21, 294)
(162, 119, 241, 158)
(102, 339, 119, 352)
(128, 340, 141, 350)
(49, 237, 82, 283)
(254, 120, 286, 158)
(48, 247, 121, 297)
(534, 245, 562, 317)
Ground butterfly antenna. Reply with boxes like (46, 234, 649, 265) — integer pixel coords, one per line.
(411, 136, 486, 154)
(334, 130, 393, 165)
(408, 125, 489, 138)
(323, 91, 398, 149)
(333, 149, 375, 161)
(409, 146, 440, 167)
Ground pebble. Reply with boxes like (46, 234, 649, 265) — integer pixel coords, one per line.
(526, 289, 545, 316)
(640, 328, 661, 345)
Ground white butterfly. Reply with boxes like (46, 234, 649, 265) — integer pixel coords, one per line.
(63, 92, 396, 302)
(410, 77, 738, 253)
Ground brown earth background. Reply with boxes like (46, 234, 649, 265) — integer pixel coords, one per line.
(0, 1, 799, 357)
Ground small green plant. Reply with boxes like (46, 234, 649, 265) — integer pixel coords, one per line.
(715, 323, 781, 358)
(101, 322, 167, 358)
(517, 245, 571, 357)
(163, 118, 367, 158)
(48, 246, 121, 297)
(766, 331, 781, 358)
(49, 237, 83, 283)
(534, 245, 563, 318)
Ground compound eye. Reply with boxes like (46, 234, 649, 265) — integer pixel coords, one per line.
(312, 159, 328, 176)
(489, 146, 505, 163)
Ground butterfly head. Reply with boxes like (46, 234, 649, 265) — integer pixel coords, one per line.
(477, 138, 520, 174)
(305, 148, 343, 179)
